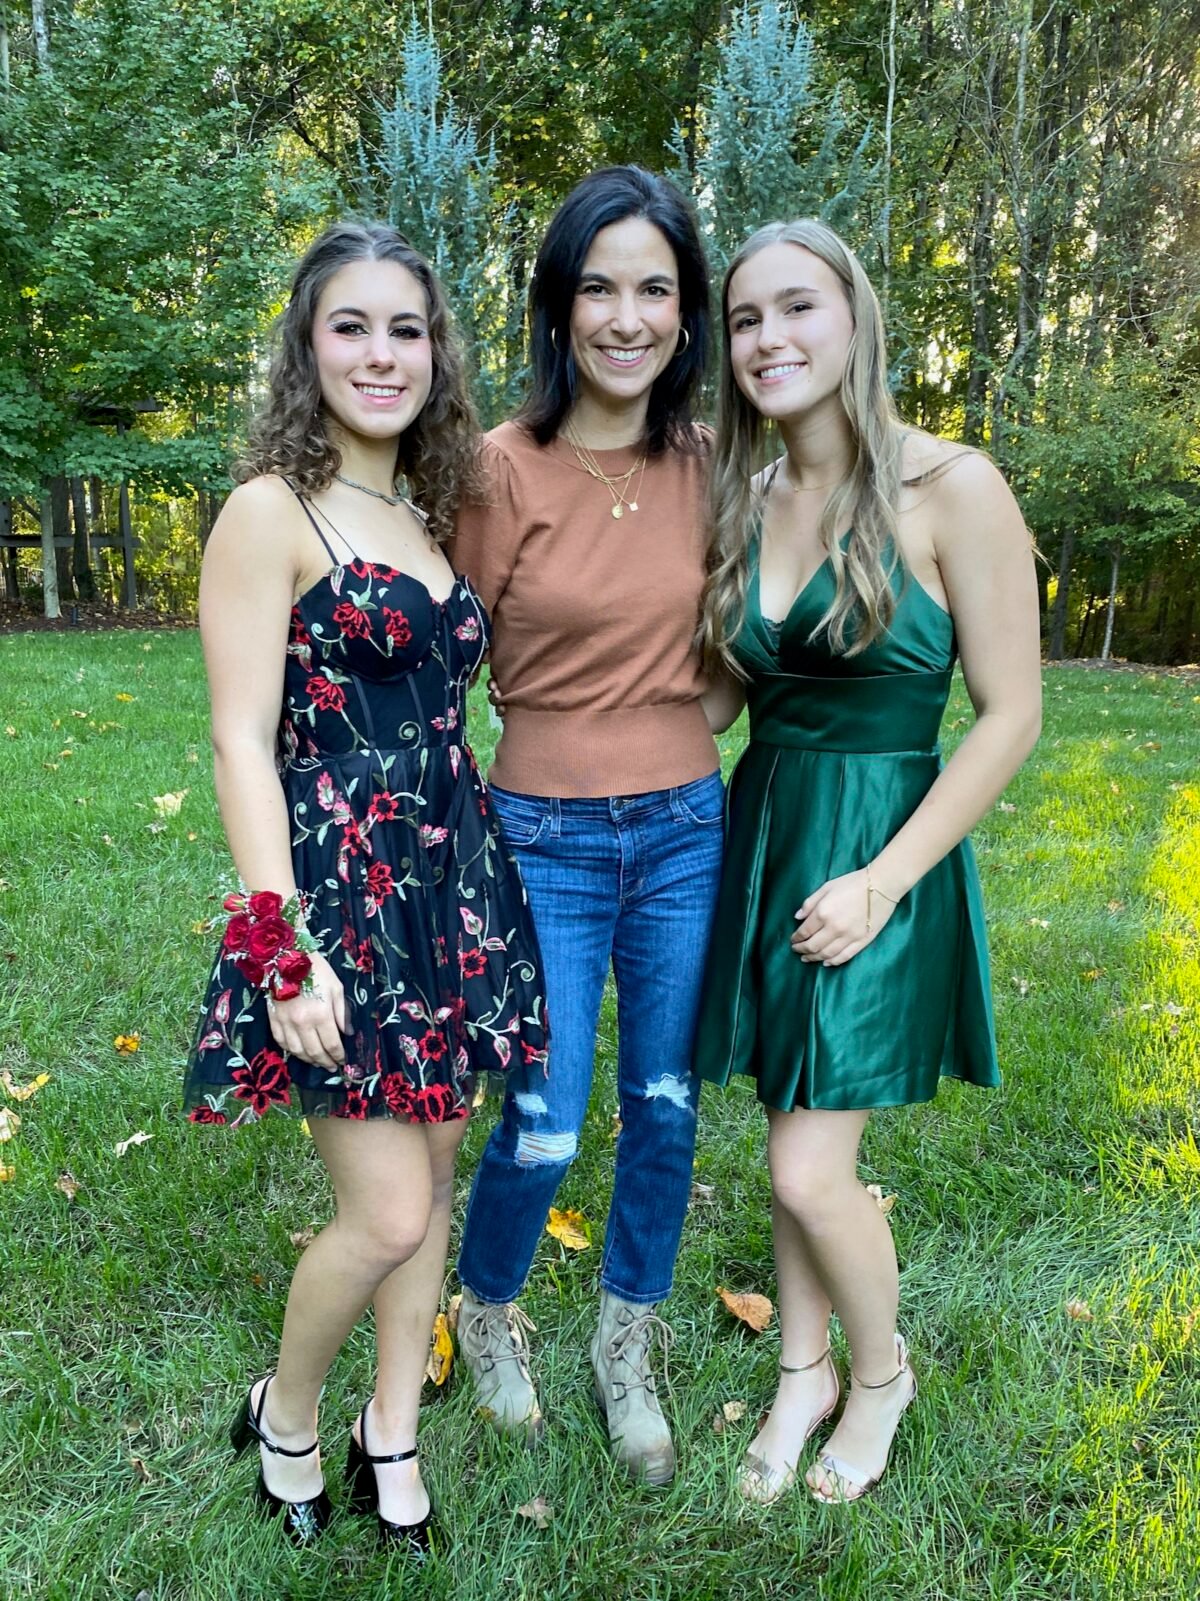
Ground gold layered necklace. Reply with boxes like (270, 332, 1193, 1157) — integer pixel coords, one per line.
(563, 425, 648, 520)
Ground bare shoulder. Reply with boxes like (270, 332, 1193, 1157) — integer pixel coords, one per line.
(208, 475, 305, 557)
(904, 433, 1007, 503)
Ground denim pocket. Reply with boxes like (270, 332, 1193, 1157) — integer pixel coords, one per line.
(672, 772, 726, 827)
(489, 785, 551, 848)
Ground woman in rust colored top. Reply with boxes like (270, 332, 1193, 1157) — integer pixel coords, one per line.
(450, 167, 722, 1485)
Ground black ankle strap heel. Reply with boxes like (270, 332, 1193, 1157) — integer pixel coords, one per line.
(230, 1377, 331, 1544)
(344, 1401, 437, 1557)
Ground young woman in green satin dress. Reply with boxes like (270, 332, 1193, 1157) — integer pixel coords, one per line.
(695, 221, 1042, 1506)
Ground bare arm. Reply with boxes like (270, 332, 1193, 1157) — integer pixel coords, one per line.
(199, 478, 301, 901)
(793, 453, 1041, 964)
(199, 477, 347, 1065)
(701, 673, 747, 734)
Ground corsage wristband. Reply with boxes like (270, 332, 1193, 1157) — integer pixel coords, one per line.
(219, 890, 319, 1000)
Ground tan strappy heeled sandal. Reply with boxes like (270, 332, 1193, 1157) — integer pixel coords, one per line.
(807, 1333, 917, 1505)
(737, 1344, 840, 1506)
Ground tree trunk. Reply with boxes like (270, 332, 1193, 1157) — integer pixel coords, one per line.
(0, 500, 15, 603)
(50, 475, 74, 603)
(89, 476, 104, 529)
(40, 493, 59, 618)
(31, 0, 50, 67)
(70, 476, 97, 601)
(1100, 544, 1120, 661)
(1076, 592, 1099, 657)
(0, 11, 10, 91)
(1047, 527, 1075, 659)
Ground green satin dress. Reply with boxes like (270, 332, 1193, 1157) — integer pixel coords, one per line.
(694, 545, 1000, 1111)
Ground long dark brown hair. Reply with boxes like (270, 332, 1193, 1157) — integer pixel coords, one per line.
(236, 220, 483, 542)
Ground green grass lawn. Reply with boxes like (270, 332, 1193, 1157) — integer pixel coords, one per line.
(0, 630, 1197, 1601)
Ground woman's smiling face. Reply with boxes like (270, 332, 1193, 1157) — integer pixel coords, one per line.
(568, 216, 682, 411)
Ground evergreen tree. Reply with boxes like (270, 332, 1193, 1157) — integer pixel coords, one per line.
(358, 18, 524, 426)
(669, 1, 875, 275)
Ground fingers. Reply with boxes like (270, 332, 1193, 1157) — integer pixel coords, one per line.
(266, 992, 347, 1070)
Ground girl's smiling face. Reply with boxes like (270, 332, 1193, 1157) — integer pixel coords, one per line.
(726, 242, 854, 424)
(311, 258, 434, 442)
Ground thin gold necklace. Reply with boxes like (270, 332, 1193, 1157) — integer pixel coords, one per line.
(564, 427, 647, 520)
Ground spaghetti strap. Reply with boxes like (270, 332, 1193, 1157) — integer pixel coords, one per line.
(286, 480, 358, 564)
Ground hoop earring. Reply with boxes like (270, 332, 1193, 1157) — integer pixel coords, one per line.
(550, 328, 559, 352)
(676, 326, 690, 354)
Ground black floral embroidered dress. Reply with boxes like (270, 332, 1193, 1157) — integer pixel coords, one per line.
(184, 497, 548, 1127)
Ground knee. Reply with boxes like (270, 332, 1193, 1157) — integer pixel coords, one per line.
(771, 1166, 842, 1229)
(636, 1072, 697, 1117)
(514, 1128, 578, 1168)
(351, 1207, 431, 1273)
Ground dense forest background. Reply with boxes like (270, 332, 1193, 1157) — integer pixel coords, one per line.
(1, 0, 1197, 661)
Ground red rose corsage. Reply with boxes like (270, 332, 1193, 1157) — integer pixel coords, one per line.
(219, 890, 320, 1001)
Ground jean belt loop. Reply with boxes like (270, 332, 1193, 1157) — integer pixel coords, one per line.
(548, 795, 561, 839)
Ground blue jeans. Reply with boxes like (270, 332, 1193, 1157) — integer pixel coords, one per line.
(457, 772, 725, 1306)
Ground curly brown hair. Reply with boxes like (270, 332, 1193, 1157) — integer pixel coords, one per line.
(235, 220, 483, 543)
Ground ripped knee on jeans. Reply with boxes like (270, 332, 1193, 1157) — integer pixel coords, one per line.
(642, 1073, 695, 1113)
(515, 1129, 578, 1166)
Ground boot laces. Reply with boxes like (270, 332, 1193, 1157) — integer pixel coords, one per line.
(608, 1310, 675, 1397)
(464, 1300, 537, 1371)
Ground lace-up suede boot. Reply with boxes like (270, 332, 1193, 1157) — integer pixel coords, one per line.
(590, 1290, 676, 1485)
(457, 1287, 544, 1443)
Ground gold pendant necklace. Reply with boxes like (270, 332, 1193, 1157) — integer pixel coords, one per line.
(564, 427, 647, 519)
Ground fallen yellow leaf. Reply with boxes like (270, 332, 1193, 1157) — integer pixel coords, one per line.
(115, 693, 136, 703)
(516, 1495, 553, 1529)
(1065, 1299, 1093, 1322)
(716, 1286, 774, 1333)
(0, 1163, 15, 1181)
(425, 1312, 454, 1386)
(545, 1206, 590, 1251)
(55, 1171, 81, 1201)
(866, 1182, 897, 1216)
(0, 1107, 21, 1142)
(446, 1292, 463, 1336)
(152, 789, 188, 818)
(300, 1118, 312, 1138)
(1, 1070, 50, 1101)
(114, 1033, 141, 1055)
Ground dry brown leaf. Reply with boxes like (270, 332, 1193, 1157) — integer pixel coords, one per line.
(446, 1292, 463, 1336)
(1011, 975, 1031, 997)
(690, 1182, 716, 1205)
(55, 1171, 81, 1201)
(1065, 1299, 1093, 1322)
(130, 1456, 152, 1483)
(1, 1070, 50, 1101)
(289, 1227, 315, 1250)
(545, 1206, 590, 1251)
(866, 1183, 897, 1216)
(716, 1286, 774, 1333)
(610, 1112, 623, 1140)
(114, 1131, 152, 1157)
(516, 1495, 553, 1529)
(0, 1107, 21, 1142)
(425, 1312, 454, 1387)
(722, 1399, 747, 1423)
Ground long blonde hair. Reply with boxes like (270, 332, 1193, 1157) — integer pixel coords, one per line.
(699, 219, 907, 676)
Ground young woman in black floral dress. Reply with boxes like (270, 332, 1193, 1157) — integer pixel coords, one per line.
(184, 221, 547, 1550)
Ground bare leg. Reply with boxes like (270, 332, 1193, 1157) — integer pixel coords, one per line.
(741, 1185, 837, 1493)
(362, 1118, 470, 1524)
(252, 1116, 436, 1501)
(758, 1107, 915, 1498)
